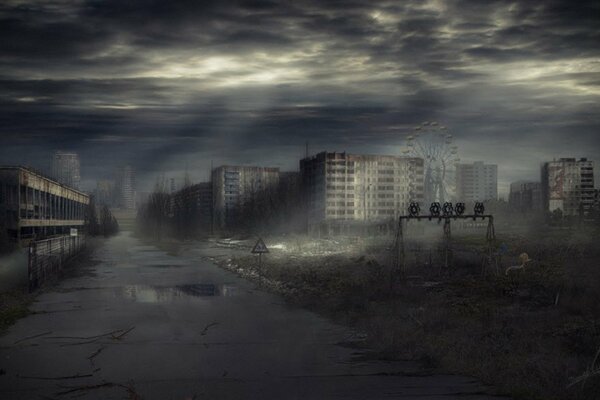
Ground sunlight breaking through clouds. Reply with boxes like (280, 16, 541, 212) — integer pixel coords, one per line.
(0, 0, 598, 193)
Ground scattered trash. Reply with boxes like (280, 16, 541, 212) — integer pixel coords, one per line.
(505, 252, 531, 275)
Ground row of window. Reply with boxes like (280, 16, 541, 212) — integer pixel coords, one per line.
(326, 209, 397, 215)
(327, 201, 356, 207)
(15, 186, 87, 221)
(326, 168, 403, 174)
(327, 201, 398, 207)
(326, 185, 355, 190)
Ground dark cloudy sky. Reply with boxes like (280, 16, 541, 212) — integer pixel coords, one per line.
(1, 0, 599, 196)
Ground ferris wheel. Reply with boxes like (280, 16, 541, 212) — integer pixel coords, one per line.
(402, 121, 460, 204)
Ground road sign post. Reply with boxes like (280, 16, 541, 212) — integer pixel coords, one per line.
(251, 238, 269, 287)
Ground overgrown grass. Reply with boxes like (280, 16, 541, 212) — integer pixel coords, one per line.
(216, 228, 600, 400)
(0, 290, 32, 333)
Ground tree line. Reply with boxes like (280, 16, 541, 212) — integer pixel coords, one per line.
(136, 175, 304, 241)
(85, 196, 119, 237)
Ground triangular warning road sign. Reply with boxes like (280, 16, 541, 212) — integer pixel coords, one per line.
(251, 238, 269, 254)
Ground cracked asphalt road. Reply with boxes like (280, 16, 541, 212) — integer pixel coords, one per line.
(0, 232, 508, 399)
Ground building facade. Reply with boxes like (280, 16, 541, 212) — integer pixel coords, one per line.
(541, 158, 595, 216)
(0, 166, 89, 244)
(212, 166, 280, 229)
(509, 181, 542, 213)
(171, 182, 213, 233)
(115, 166, 136, 210)
(52, 151, 81, 190)
(300, 152, 424, 234)
(455, 161, 498, 202)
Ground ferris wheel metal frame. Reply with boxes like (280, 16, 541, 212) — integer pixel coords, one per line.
(402, 121, 460, 204)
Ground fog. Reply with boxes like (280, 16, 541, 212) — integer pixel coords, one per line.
(0, 250, 27, 292)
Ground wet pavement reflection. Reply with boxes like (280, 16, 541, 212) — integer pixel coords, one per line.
(114, 283, 238, 303)
(0, 232, 507, 400)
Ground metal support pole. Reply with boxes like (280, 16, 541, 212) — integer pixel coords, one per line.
(443, 217, 452, 274)
(399, 218, 405, 280)
(28, 241, 34, 292)
(392, 217, 405, 288)
(485, 216, 496, 275)
(258, 253, 262, 288)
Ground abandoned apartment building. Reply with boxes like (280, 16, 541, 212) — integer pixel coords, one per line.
(300, 152, 424, 236)
(0, 166, 90, 245)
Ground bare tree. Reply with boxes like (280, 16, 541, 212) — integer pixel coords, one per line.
(85, 195, 100, 236)
(136, 177, 171, 241)
(99, 205, 119, 237)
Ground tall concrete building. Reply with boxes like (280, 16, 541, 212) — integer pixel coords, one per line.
(52, 151, 81, 190)
(212, 166, 279, 229)
(541, 158, 595, 216)
(300, 152, 424, 235)
(509, 181, 542, 213)
(115, 166, 136, 210)
(455, 161, 498, 202)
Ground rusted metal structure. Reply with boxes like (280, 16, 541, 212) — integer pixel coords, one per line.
(0, 166, 90, 245)
(392, 201, 496, 280)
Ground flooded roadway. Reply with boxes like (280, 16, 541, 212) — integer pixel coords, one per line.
(0, 232, 506, 399)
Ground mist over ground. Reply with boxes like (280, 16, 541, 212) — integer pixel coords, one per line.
(0, 251, 27, 292)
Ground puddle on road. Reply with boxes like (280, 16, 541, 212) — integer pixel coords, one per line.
(129, 246, 159, 252)
(114, 283, 238, 303)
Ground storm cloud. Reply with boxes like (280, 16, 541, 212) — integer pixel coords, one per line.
(0, 0, 599, 194)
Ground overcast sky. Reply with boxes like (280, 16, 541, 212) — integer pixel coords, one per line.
(0, 0, 598, 196)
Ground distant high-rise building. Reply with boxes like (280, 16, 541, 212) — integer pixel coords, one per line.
(300, 152, 424, 235)
(455, 161, 498, 202)
(212, 165, 279, 229)
(509, 181, 542, 213)
(169, 177, 177, 193)
(94, 179, 115, 206)
(541, 158, 594, 216)
(115, 166, 136, 210)
(52, 151, 81, 189)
